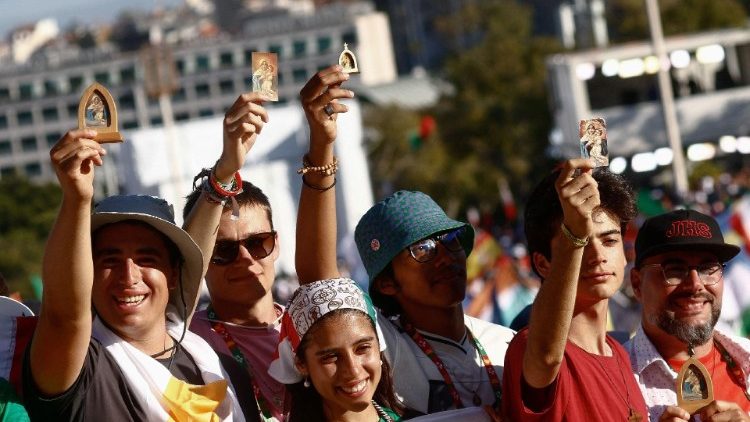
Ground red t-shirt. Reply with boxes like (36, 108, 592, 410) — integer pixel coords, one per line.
(503, 328, 648, 421)
(668, 344, 750, 413)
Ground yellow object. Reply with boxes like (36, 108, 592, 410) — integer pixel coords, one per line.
(164, 378, 228, 422)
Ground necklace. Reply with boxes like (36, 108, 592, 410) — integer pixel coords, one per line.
(208, 306, 285, 421)
(371, 400, 394, 422)
(590, 342, 643, 422)
(400, 318, 502, 409)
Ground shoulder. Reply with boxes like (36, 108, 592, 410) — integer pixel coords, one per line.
(464, 314, 515, 342)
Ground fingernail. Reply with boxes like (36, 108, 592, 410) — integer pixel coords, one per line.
(348, 90, 355, 97)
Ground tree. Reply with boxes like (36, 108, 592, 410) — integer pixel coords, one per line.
(608, 0, 747, 42)
(0, 174, 61, 298)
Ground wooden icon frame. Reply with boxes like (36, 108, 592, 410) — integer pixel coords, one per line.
(78, 82, 123, 143)
(675, 357, 714, 414)
(339, 43, 359, 74)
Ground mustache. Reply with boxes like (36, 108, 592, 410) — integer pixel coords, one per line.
(668, 291, 715, 303)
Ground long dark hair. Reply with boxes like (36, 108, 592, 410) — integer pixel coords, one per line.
(288, 309, 403, 422)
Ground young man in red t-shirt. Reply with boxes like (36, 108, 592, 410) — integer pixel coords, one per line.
(503, 159, 648, 421)
(626, 209, 750, 421)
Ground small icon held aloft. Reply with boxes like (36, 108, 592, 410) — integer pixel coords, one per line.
(579, 117, 608, 168)
(338, 43, 359, 74)
(78, 82, 122, 143)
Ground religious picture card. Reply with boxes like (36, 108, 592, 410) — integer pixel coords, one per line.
(251, 52, 279, 102)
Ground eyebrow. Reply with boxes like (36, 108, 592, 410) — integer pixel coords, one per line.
(314, 336, 376, 356)
(596, 229, 621, 238)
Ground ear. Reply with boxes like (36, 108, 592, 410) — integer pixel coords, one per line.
(294, 356, 307, 377)
(630, 267, 643, 302)
(532, 252, 552, 280)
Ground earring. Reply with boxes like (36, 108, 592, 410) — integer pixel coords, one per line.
(303, 377, 310, 388)
(380, 360, 383, 366)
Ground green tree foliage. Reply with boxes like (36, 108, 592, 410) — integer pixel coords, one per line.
(0, 174, 61, 298)
(608, 0, 747, 42)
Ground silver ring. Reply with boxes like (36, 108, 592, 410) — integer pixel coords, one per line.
(324, 103, 335, 117)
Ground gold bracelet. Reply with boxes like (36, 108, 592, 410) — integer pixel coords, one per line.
(560, 223, 589, 247)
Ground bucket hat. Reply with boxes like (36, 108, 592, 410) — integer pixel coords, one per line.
(91, 195, 204, 324)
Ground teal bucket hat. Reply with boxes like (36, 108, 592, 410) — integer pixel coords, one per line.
(354, 190, 474, 307)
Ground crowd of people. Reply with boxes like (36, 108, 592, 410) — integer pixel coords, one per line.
(1, 63, 749, 421)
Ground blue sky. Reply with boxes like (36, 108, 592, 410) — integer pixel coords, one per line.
(0, 0, 183, 37)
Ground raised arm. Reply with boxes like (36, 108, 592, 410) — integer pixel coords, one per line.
(295, 66, 353, 284)
(183, 93, 268, 272)
(523, 158, 599, 388)
(31, 129, 105, 395)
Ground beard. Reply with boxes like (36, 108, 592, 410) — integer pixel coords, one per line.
(651, 292, 720, 347)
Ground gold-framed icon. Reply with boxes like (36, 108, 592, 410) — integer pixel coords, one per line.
(78, 82, 122, 143)
(579, 117, 608, 168)
(675, 356, 714, 414)
(338, 43, 359, 74)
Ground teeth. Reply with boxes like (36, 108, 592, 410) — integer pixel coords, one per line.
(118, 295, 145, 304)
(341, 380, 367, 394)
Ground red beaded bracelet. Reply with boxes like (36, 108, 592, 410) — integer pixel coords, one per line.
(209, 169, 242, 197)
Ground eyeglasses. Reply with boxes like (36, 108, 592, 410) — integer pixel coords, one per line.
(210, 231, 276, 265)
(640, 262, 725, 286)
(407, 228, 465, 263)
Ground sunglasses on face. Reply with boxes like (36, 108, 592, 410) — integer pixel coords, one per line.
(407, 227, 465, 263)
(210, 231, 276, 265)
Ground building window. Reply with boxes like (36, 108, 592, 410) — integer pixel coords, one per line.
(0, 114, 6, 129)
(46, 133, 60, 147)
(69, 76, 84, 92)
(0, 140, 10, 155)
(172, 87, 186, 102)
(317, 36, 332, 53)
(44, 80, 58, 96)
(42, 107, 59, 121)
(244, 49, 255, 65)
(196, 55, 210, 72)
(175, 112, 189, 122)
(17, 111, 33, 126)
(269, 44, 282, 57)
(342, 31, 357, 46)
(123, 120, 138, 130)
(219, 79, 234, 94)
(94, 71, 110, 85)
(0, 87, 9, 101)
(24, 162, 42, 177)
(1, 167, 15, 178)
(199, 109, 213, 117)
(67, 103, 79, 118)
(21, 137, 37, 151)
(175, 59, 185, 75)
(220, 51, 233, 68)
(120, 66, 136, 83)
(19, 83, 33, 100)
(293, 40, 307, 58)
(195, 82, 210, 98)
(119, 92, 135, 110)
(150, 116, 163, 126)
(293, 68, 307, 83)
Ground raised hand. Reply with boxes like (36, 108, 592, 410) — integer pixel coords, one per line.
(698, 400, 750, 421)
(554, 158, 600, 241)
(49, 129, 106, 201)
(299, 65, 354, 148)
(217, 92, 269, 180)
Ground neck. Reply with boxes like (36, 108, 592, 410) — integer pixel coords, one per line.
(211, 292, 278, 327)
(115, 324, 174, 357)
(401, 303, 465, 342)
(323, 401, 379, 422)
(568, 300, 610, 355)
(642, 322, 714, 361)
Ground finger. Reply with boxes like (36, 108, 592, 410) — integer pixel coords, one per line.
(310, 87, 355, 111)
(51, 138, 105, 163)
(321, 102, 349, 119)
(659, 406, 690, 422)
(227, 113, 265, 135)
(299, 66, 349, 102)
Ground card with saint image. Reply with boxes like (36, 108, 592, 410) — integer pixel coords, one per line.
(251, 52, 278, 101)
(579, 118, 608, 167)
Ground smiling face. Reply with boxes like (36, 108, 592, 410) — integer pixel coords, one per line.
(632, 250, 722, 347)
(205, 204, 279, 310)
(297, 310, 382, 417)
(92, 221, 177, 341)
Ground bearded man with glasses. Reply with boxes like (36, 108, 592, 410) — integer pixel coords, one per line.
(626, 209, 750, 421)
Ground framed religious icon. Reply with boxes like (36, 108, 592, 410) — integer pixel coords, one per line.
(78, 82, 122, 143)
(339, 43, 359, 74)
(579, 117, 608, 167)
(251, 52, 279, 102)
(675, 356, 714, 414)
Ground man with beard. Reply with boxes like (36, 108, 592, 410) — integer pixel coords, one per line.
(626, 209, 750, 421)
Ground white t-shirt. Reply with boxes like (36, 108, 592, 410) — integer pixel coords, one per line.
(379, 311, 515, 415)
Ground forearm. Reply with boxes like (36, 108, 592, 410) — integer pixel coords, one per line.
(523, 234, 583, 388)
(295, 138, 338, 283)
(183, 191, 223, 276)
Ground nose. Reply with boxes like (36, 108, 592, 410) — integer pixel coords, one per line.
(339, 351, 363, 379)
(584, 239, 607, 266)
(117, 258, 140, 286)
(679, 268, 705, 292)
(236, 243, 262, 267)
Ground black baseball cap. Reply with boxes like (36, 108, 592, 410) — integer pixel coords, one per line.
(635, 209, 740, 267)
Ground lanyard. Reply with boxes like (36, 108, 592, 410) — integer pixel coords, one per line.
(208, 307, 281, 421)
(400, 319, 502, 409)
(714, 338, 750, 402)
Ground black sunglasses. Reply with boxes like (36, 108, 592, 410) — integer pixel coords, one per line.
(210, 231, 277, 265)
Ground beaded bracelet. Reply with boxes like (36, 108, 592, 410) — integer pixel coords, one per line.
(296, 154, 338, 176)
(560, 223, 589, 247)
(209, 169, 243, 197)
(302, 175, 336, 191)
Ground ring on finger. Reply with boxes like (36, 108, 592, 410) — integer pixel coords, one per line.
(324, 103, 335, 117)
